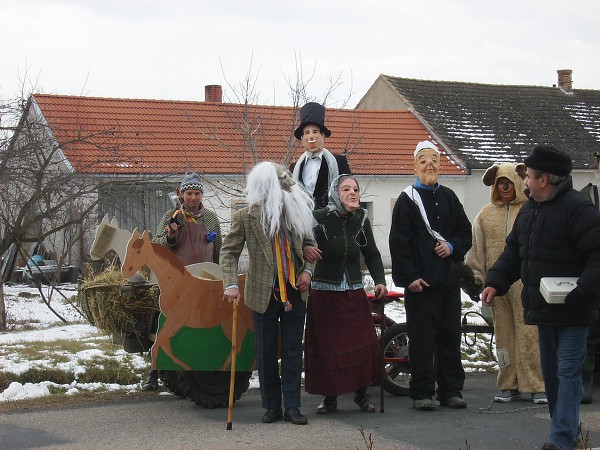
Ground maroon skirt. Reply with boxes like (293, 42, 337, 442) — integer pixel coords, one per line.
(304, 288, 381, 396)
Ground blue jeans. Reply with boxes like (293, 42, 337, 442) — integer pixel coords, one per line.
(538, 324, 588, 450)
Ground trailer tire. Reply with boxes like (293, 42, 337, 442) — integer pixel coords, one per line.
(177, 370, 252, 408)
(160, 370, 186, 398)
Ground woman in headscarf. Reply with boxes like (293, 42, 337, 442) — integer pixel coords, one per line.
(303, 174, 387, 414)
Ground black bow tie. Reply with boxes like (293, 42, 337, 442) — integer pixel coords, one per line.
(309, 155, 320, 160)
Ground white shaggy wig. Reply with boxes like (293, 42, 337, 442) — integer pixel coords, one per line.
(245, 161, 315, 238)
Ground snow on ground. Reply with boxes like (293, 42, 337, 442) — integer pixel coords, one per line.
(0, 276, 492, 402)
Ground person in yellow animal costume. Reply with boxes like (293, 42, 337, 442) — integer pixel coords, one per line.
(466, 163, 546, 403)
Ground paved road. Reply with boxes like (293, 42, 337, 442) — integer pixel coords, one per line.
(2, 373, 600, 450)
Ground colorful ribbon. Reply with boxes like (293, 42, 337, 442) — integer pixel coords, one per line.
(274, 229, 296, 311)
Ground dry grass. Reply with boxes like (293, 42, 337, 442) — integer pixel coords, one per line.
(78, 264, 159, 335)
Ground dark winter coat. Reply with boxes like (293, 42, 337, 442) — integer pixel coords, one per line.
(389, 183, 472, 289)
(485, 176, 600, 326)
(312, 207, 385, 286)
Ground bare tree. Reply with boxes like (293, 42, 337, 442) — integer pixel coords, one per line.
(175, 52, 355, 212)
(0, 86, 153, 330)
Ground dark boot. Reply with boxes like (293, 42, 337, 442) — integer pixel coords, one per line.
(354, 387, 375, 413)
(142, 370, 159, 391)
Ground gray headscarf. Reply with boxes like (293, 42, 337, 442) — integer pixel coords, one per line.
(327, 174, 366, 216)
(325, 174, 369, 247)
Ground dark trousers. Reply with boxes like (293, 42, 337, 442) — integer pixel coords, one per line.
(252, 284, 306, 410)
(405, 287, 465, 401)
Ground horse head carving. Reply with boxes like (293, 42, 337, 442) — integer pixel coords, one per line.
(122, 228, 254, 372)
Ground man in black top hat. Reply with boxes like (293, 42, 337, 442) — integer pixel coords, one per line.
(290, 102, 351, 209)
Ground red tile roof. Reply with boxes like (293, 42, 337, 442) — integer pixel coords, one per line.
(32, 94, 467, 176)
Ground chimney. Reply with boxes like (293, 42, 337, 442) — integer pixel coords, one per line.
(205, 85, 223, 102)
(557, 69, 573, 91)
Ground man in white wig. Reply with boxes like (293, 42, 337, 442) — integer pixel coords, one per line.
(221, 162, 317, 426)
(389, 140, 472, 411)
(291, 102, 351, 209)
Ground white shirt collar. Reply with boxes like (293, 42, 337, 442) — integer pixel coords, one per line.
(307, 151, 323, 160)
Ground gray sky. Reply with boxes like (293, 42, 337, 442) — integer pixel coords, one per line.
(1, 0, 599, 107)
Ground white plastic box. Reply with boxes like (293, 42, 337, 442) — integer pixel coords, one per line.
(539, 277, 578, 304)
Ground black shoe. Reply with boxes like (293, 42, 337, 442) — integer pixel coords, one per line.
(541, 442, 566, 450)
(317, 396, 338, 414)
(262, 408, 283, 423)
(142, 370, 159, 391)
(284, 407, 308, 425)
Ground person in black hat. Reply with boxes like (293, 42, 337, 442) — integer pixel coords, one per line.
(290, 102, 351, 209)
(579, 150, 600, 404)
(482, 145, 600, 450)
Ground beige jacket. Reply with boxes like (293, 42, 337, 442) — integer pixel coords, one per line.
(467, 163, 528, 287)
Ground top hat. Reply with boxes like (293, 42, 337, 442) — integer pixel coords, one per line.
(294, 102, 331, 140)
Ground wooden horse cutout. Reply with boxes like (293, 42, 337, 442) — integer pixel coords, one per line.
(90, 214, 133, 264)
(91, 214, 223, 283)
(121, 229, 254, 372)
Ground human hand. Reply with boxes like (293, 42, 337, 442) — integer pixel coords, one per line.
(223, 287, 241, 305)
(565, 288, 585, 307)
(434, 241, 451, 259)
(374, 284, 388, 299)
(303, 246, 322, 262)
(408, 278, 429, 293)
(480, 287, 497, 306)
(296, 271, 312, 292)
(166, 221, 179, 238)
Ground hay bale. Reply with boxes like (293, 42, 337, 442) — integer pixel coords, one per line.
(78, 264, 159, 336)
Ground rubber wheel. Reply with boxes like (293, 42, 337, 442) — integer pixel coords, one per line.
(177, 370, 252, 408)
(160, 370, 186, 398)
(381, 323, 411, 396)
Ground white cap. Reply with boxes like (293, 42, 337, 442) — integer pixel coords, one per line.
(414, 140, 441, 158)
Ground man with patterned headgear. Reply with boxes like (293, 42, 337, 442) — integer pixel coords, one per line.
(389, 140, 472, 412)
(221, 162, 317, 425)
(291, 102, 351, 209)
(142, 172, 222, 390)
(466, 163, 546, 404)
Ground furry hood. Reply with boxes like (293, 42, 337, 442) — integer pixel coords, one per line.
(482, 163, 528, 206)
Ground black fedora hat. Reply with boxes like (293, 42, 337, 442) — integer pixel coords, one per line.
(294, 102, 331, 140)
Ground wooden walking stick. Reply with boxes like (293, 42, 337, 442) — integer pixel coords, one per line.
(227, 301, 238, 430)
